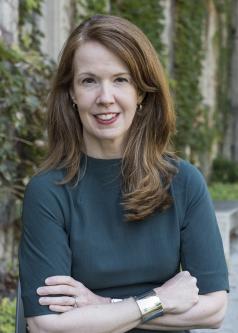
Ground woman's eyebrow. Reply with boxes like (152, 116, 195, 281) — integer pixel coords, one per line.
(77, 72, 131, 77)
(112, 72, 130, 76)
(76, 72, 96, 77)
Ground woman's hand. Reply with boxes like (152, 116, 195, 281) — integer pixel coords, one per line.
(37, 275, 111, 312)
(155, 271, 199, 314)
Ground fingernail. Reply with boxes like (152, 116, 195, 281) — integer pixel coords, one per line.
(37, 287, 43, 294)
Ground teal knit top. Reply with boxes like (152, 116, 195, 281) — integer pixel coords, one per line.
(19, 156, 229, 333)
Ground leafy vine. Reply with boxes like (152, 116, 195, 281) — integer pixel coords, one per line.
(0, 43, 53, 200)
(173, 0, 209, 159)
(0, 0, 54, 207)
(19, 0, 44, 51)
(213, 0, 233, 149)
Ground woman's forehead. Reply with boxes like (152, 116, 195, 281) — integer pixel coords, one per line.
(73, 41, 130, 74)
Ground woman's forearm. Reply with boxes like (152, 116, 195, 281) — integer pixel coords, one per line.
(138, 292, 227, 331)
(28, 274, 227, 333)
(28, 297, 141, 333)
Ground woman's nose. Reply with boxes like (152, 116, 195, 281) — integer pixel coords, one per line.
(96, 82, 115, 106)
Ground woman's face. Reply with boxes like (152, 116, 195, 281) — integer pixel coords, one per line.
(70, 41, 142, 157)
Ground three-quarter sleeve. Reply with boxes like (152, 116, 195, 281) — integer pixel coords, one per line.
(19, 173, 72, 317)
(178, 162, 229, 294)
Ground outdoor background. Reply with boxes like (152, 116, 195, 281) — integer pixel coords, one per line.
(0, 0, 238, 332)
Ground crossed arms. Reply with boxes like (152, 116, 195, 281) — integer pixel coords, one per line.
(26, 271, 228, 333)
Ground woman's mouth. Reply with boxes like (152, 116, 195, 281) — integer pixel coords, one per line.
(94, 113, 120, 125)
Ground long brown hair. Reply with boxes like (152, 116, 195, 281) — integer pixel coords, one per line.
(40, 14, 178, 221)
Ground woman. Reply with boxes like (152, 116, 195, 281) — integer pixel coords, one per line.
(19, 14, 229, 333)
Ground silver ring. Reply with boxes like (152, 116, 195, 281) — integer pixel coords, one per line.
(73, 296, 79, 308)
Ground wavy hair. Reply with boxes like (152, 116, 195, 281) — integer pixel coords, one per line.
(39, 14, 178, 221)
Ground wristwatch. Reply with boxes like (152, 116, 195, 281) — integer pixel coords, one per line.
(133, 290, 164, 323)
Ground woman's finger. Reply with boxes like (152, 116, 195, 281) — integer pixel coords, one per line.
(37, 284, 76, 296)
(48, 304, 74, 312)
(39, 296, 75, 306)
(45, 276, 80, 287)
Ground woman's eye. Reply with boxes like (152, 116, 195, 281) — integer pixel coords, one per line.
(82, 78, 96, 84)
(115, 77, 129, 83)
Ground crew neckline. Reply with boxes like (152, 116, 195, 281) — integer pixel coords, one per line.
(80, 153, 122, 174)
(86, 154, 122, 162)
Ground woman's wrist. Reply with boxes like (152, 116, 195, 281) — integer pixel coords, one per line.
(154, 287, 171, 313)
(102, 296, 112, 304)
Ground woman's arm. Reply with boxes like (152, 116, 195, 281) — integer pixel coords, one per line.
(138, 290, 228, 331)
(28, 290, 227, 333)
(27, 298, 141, 333)
(27, 271, 201, 333)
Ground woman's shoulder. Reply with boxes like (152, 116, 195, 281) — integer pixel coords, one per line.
(22, 169, 70, 226)
(172, 158, 205, 181)
(170, 158, 211, 222)
(170, 158, 207, 194)
(25, 168, 66, 195)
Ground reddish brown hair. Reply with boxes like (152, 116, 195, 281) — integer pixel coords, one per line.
(40, 14, 177, 221)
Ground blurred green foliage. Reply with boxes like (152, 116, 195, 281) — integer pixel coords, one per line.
(209, 183, 238, 200)
(211, 157, 238, 183)
(214, 0, 233, 144)
(173, 0, 209, 155)
(73, 0, 109, 21)
(0, 42, 53, 200)
(19, 0, 44, 51)
(0, 0, 54, 203)
(0, 298, 16, 333)
(110, 0, 165, 62)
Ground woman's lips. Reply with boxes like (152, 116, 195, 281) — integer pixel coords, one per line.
(94, 113, 120, 125)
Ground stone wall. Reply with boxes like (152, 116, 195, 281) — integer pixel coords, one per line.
(0, 0, 19, 277)
(220, 0, 238, 162)
(39, 0, 72, 61)
(0, 0, 19, 45)
(160, 0, 175, 75)
(198, 0, 219, 176)
(230, 0, 238, 161)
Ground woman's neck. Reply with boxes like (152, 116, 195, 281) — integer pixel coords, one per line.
(83, 136, 125, 159)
